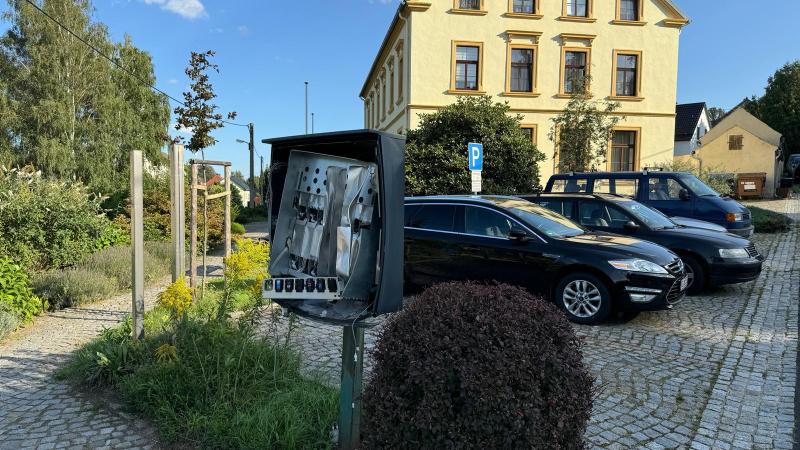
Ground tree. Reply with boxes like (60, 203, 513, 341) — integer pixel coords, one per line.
(0, 0, 169, 193)
(549, 80, 621, 173)
(707, 107, 726, 127)
(405, 96, 544, 196)
(750, 61, 800, 153)
(173, 50, 236, 154)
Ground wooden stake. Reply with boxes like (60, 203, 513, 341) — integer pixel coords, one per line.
(169, 144, 186, 282)
(224, 165, 232, 258)
(190, 163, 198, 299)
(130, 150, 145, 340)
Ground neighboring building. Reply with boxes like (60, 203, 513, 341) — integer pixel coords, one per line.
(231, 177, 251, 207)
(674, 102, 710, 157)
(677, 105, 785, 197)
(360, 0, 690, 183)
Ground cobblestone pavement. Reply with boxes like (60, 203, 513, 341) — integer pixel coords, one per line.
(0, 280, 170, 449)
(261, 197, 800, 449)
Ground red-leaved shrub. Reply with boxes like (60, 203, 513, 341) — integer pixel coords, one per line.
(361, 281, 594, 450)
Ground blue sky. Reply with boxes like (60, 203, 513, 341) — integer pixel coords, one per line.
(3, 0, 799, 175)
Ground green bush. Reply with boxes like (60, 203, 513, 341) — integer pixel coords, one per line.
(0, 304, 20, 339)
(33, 243, 173, 310)
(0, 258, 46, 324)
(61, 316, 338, 449)
(231, 222, 246, 235)
(32, 269, 117, 310)
(235, 206, 267, 224)
(362, 282, 594, 450)
(750, 206, 793, 233)
(79, 245, 169, 290)
(0, 167, 112, 271)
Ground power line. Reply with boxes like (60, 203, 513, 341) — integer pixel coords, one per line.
(23, 0, 251, 129)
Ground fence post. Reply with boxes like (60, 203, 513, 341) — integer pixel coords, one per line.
(224, 165, 232, 257)
(169, 144, 186, 282)
(190, 163, 198, 299)
(130, 150, 145, 340)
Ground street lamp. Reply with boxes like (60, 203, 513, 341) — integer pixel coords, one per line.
(236, 125, 256, 208)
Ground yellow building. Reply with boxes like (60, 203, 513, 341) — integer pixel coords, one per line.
(360, 0, 689, 183)
(676, 105, 785, 198)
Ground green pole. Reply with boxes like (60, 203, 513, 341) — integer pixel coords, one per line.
(338, 325, 365, 450)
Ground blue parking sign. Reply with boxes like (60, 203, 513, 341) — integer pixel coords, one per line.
(468, 143, 483, 171)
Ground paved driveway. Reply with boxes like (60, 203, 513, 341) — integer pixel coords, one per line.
(265, 198, 799, 449)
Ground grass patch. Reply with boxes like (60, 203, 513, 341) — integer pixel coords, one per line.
(33, 243, 175, 310)
(60, 306, 337, 449)
(750, 206, 793, 233)
(231, 222, 246, 235)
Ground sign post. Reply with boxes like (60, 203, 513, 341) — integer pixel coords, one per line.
(468, 142, 483, 195)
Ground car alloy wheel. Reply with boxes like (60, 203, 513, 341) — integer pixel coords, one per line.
(562, 280, 603, 318)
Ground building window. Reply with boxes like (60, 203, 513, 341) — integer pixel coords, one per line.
(366, 102, 371, 128)
(520, 125, 537, 145)
(729, 135, 744, 150)
(615, 53, 639, 97)
(563, 50, 589, 94)
(453, 43, 482, 91)
(377, 89, 382, 123)
(397, 55, 404, 103)
(610, 130, 638, 172)
(512, 0, 535, 14)
(566, 0, 588, 17)
(510, 47, 535, 93)
(617, 0, 642, 22)
(458, 0, 481, 9)
(388, 59, 395, 110)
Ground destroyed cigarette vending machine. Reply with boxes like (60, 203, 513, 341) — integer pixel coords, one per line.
(263, 130, 404, 323)
(262, 130, 404, 449)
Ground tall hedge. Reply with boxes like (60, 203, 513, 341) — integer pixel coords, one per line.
(362, 282, 594, 449)
(0, 167, 111, 271)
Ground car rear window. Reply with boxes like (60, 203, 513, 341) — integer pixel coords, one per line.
(593, 178, 638, 197)
(405, 204, 456, 232)
(550, 179, 588, 193)
(537, 200, 574, 220)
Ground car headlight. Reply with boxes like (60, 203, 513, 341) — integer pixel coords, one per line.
(726, 213, 744, 222)
(608, 259, 669, 274)
(719, 248, 749, 259)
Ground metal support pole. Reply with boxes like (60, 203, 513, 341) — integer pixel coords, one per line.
(169, 144, 185, 282)
(312, 112, 315, 134)
(338, 326, 365, 450)
(190, 163, 198, 299)
(259, 155, 264, 205)
(224, 165, 232, 257)
(248, 123, 256, 208)
(130, 150, 145, 340)
(305, 81, 309, 134)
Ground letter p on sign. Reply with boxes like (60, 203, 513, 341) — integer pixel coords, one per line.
(468, 143, 483, 172)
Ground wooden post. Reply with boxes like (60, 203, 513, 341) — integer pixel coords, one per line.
(224, 165, 232, 257)
(130, 150, 145, 340)
(169, 144, 186, 282)
(190, 163, 198, 299)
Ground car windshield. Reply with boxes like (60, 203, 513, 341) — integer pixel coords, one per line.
(493, 198, 585, 238)
(678, 174, 719, 197)
(615, 199, 676, 230)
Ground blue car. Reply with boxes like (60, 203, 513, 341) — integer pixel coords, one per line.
(543, 170, 754, 237)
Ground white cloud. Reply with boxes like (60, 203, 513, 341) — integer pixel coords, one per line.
(142, 0, 206, 19)
(167, 78, 178, 84)
(171, 123, 194, 135)
(237, 25, 250, 37)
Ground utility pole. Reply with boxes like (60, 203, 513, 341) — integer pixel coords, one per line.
(305, 81, 309, 134)
(259, 155, 264, 205)
(248, 122, 256, 208)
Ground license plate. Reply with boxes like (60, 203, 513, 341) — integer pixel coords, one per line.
(680, 277, 689, 291)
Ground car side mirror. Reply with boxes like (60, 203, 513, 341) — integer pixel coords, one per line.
(679, 188, 691, 201)
(624, 221, 640, 231)
(508, 227, 530, 243)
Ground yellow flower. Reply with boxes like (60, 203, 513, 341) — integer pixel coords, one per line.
(158, 277, 193, 318)
(154, 343, 178, 363)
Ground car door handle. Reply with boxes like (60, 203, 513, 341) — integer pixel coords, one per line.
(463, 245, 483, 252)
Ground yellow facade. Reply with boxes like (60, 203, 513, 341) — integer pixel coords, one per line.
(677, 107, 783, 197)
(360, 0, 689, 184)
